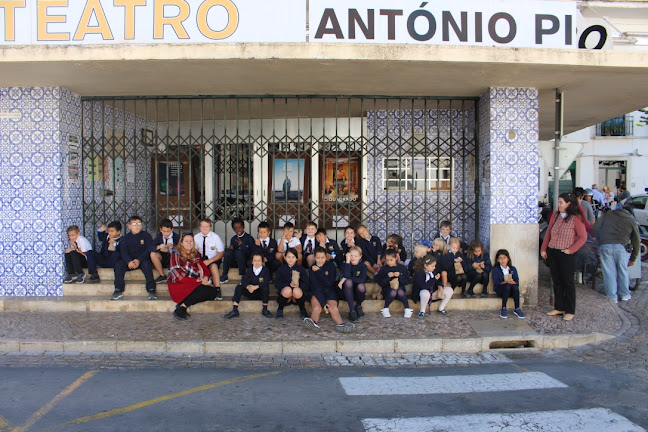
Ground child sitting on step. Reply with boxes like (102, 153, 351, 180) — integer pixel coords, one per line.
(412, 254, 453, 318)
(492, 249, 525, 319)
(440, 237, 470, 298)
(274, 248, 309, 319)
(376, 249, 412, 318)
(224, 252, 273, 319)
(304, 247, 355, 333)
(466, 240, 493, 298)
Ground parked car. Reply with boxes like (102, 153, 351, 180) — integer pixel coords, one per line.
(622, 193, 648, 226)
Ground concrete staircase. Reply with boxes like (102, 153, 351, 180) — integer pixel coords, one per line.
(0, 268, 521, 314)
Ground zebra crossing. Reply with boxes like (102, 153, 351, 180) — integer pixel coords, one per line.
(339, 372, 646, 432)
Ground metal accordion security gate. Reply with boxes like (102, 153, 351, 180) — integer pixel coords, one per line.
(81, 96, 479, 253)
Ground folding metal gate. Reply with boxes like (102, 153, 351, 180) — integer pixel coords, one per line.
(81, 96, 479, 253)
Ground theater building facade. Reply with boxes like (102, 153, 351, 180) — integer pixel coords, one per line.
(1, 0, 647, 305)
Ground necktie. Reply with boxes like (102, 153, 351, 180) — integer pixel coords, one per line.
(262, 240, 267, 248)
(164, 237, 168, 246)
(202, 236, 207, 258)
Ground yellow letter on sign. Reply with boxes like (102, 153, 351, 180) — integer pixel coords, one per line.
(114, 0, 146, 40)
(154, 0, 189, 39)
(37, 0, 70, 41)
(197, 0, 238, 40)
(0, 0, 25, 41)
(74, 0, 114, 40)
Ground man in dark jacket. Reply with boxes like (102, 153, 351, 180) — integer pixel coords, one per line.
(593, 206, 640, 303)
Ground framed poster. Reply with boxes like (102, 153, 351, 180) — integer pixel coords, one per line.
(158, 161, 186, 196)
(320, 152, 362, 228)
(272, 158, 305, 203)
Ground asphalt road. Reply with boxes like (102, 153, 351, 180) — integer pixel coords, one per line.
(0, 353, 646, 432)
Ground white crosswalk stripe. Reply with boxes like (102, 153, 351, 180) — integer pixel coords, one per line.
(361, 408, 645, 432)
(338, 372, 646, 432)
(339, 372, 567, 396)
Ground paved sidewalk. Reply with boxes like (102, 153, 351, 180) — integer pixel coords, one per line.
(0, 264, 643, 360)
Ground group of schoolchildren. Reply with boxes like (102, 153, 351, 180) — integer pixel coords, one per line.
(64, 218, 525, 329)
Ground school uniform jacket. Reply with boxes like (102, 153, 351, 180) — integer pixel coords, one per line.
(321, 239, 343, 267)
(309, 260, 337, 293)
(411, 270, 440, 303)
(465, 252, 493, 279)
(340, 237, 369, 256)
(252, 237, 279, 264)
(96, 230, 122, 259)
(341, 262, 367, 285)
(300, 234, 318, 257)
(440, 251, 470, 279)
(432, 231, 469, 252)
(361, 235, 382, 265)
(120, 231, 153, 263)
(491, 265, 520, 297)
(240, 266, 271, 293)
(407, 257, 423, 276)
(151, 232, 180, 252)
(375, 263, 410, 297)
(228, 232, 255, 254)
(275, 263, 309, 295)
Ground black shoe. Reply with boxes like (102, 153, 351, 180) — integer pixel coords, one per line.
(86, 274, 100, 284)
(262, 309, 273, 318)
(462, 291, 469, 298)
(438, 309, 450, 316)
(63, 275, 74, 284)
(75, 273, 86, 284)
(220, 276, 229, 284)
(355, 305, 365, 318)
(224, 309, 239, 319)
(109, 290, 123, 300)
(148, 291, 158, 300)
(214, 287, 223, 301)
(481, 291, 489, 297)
(349, 310, 359, 322)
(155, 275, 166, 284)
(469, 291, 477, 298)
(334, 322, 356, 333)
(173, 306, 188, 320)
(303, 318, 321, 331)
(300, 308, 308, 319)
(275, 309, 284, 319)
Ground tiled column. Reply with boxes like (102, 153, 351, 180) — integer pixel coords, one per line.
(479, 87, 540, 305)
(0, 87, 82, 296)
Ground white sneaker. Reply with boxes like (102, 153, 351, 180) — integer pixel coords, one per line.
(621, 295, 632, 301)
(576, 272, 583, 284)
(380, 307, 391, 318)
(404, 308, 413, 318)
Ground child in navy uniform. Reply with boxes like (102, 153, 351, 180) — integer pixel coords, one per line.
(430, 238, 447, 261)
(220, 218, 255, 283)
(315, 228, 342, 267)
(63, 225, 95, 284)
(112, 216, 156, 300)
(431, 220, 469, 252)
(339, 246, 368, 322)
(382, 233, 407, 264)
(150, 218, 179, 284)
(85, 221, 123, 283)
(356, 224, 382, 277)
(412, 254, 453, 318)
(252, 221, 281, 274)
(492, 249, 525, 319)
(466, 240, 493, 298)
(376, 250, 413, 318)
(274, 248, 309, 319)
(300, 221, 318, 268)
(304, 247, 355, 333)
(224, 252, 273, 319)
(440, 237, 470, 298)
(408, 244, 429, 276)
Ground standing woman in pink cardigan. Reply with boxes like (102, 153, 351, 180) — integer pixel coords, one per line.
(541, 192, 587, 321)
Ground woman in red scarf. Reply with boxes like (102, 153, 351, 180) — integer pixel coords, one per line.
(168, 233, 218, 320)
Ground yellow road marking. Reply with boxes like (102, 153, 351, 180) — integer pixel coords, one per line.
(362, 373, 378, 377)
(511, 363, 530, 373)
(13, 370, 98, 432)
(0, 414, 14, 432)
(55, 371, 280, 429)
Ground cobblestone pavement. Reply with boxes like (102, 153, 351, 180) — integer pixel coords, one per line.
(543, 263, 648, 381)
(0, 266, 622, 344)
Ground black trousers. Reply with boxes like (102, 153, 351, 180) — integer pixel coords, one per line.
(469, 272, 490, 291)
(65, 251, 94, 274)
(547, 247, 576, 314)
(222, 248, 250, 277)
(114, 259, 155, 293)
(180, 284, 220, 307)
(233, 283, 269, 304)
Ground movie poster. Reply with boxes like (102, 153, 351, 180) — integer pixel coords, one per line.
(158, 162, 185, 196)
(322, 155, 360, 204)
(273, 158, 305, 202)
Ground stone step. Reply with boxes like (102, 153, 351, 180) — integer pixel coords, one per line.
(0, 296, 517, 314)
(95, 268, 245, 282)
